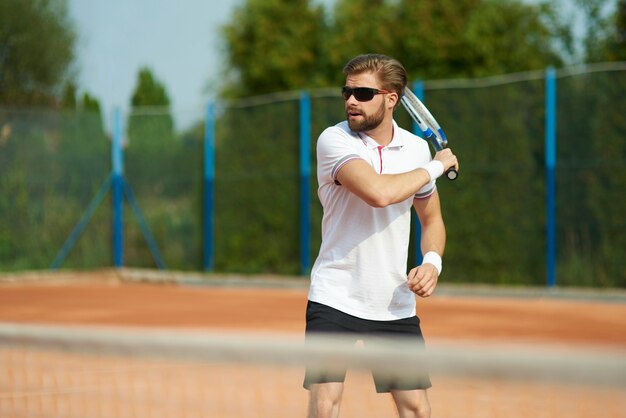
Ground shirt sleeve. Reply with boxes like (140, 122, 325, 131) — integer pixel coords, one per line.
(414, 141, 437, 199)
(415, 180, 436, 199)
(317, 126, 363, 186)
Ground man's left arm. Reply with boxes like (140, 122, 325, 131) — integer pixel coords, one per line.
(407, 190, 446, 298)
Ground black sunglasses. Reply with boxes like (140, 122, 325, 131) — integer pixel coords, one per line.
(341, 86, 392, 102)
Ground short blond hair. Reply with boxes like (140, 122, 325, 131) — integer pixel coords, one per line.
(343, 54, 408, 99)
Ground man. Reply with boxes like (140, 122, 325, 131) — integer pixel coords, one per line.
(304, 54, 458, 418)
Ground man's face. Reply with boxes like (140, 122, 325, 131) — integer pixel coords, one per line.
(344, 72, 388, 133)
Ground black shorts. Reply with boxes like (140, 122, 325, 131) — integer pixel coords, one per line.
(303, 301, 432, 393)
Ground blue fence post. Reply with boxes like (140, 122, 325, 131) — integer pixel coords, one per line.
(299, 92, 311, 276)
(112, 107, 124, 268)
(204, 102, 215, 271)
(545, 68, 557, 287)
(412, 81, 425, 266)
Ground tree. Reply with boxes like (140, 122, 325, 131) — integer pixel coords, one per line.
(61, 81, 77, 109)
(376, 0, 565, 79)
(220, 0, 326, 97)
(461, 1, 566, 76)
(220, 0, 570, 97)
(82, 92, 101, 112)
(130, 67, 171, 108)
(574, 0, 614, 62)
(581, 0, 626, 286)
(323, 0, 398, 85)
(127, 67, 174, 148)
(602, 0, 626, 60)
(0, 0, 76, 106)
(125, 67, 180, 268)
(61, 81, 102, 113)
(214, 0, 626, 282)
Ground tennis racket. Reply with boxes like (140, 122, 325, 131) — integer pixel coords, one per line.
(401, 88, 458, 180)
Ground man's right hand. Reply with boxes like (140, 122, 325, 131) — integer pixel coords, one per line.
(434, 148, 459, 174)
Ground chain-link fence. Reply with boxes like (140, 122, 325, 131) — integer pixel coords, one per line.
(1, 64, 624, 287)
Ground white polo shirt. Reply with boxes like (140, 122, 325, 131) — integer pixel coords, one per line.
(308, 120, 436, 321)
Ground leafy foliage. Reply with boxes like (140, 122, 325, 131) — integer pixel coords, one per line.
(556, 70, 626, 286)
(0, 0, 75, 106)
(2, 0, 625, 287)
(221, 0, 326, 97)
(210, 0, 626, 285)
(601, 0, 626, 60)
(127, 68, 175, 155)
(213, 98, 301, 273)
(124, 68, 203, 269)
(221, 0, 570, 96)
(130, 68, 171, 108)
(0, 108, 110, 270)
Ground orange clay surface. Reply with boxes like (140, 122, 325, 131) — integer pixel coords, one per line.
(1, 270, 625, 418)
(0, 271, 626, 349)
(0, 269, 625, 349)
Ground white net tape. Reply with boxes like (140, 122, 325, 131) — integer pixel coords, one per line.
(1, 323, 625, 418)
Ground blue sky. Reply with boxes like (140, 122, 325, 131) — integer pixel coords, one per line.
(68, 0, 334, 131)
(68, 0, 598, 131)
(68, 0, 238, 130)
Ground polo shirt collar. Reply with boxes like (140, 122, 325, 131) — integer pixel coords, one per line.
(355, 120, 405, 149)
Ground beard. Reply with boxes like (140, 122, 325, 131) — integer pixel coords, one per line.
(347, 100, 386, 132)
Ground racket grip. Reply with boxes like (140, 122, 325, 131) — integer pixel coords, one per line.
(445, 167, 458, 180)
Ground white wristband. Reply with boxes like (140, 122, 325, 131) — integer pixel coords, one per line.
(422, 160, 444, 181)
(421, 251, 442, 275)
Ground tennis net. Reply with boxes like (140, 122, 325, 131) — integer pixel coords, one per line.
(1, 323, 624, 418)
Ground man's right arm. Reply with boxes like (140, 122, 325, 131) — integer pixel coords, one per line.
(335, 149, 457, 208)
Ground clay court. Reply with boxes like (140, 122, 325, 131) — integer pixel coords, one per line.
(1, 269, 625, 417)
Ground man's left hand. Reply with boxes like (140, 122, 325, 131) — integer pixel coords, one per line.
(407, 264, 439, 297)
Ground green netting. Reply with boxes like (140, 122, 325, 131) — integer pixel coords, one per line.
(555, 69, 626, 287)
(0, 109, 111, 271)
(422, 78, 546, 285)
(213, 96, 301, 274)
(1, 66, 624, 287)
(123, 109, 203, 270)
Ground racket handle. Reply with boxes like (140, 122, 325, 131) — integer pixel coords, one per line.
(445, 167, 458, 180)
